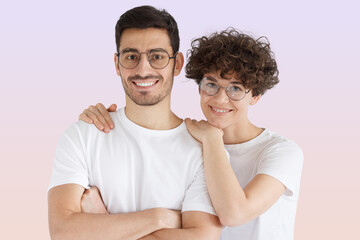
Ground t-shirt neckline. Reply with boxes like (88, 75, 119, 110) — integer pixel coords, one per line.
(117, 107, 185, 136)
(225, 128, 269, 149)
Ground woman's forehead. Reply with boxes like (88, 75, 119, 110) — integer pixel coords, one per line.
(204, 71, 241, 82)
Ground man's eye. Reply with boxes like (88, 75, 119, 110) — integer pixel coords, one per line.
(151, 54, 164, 60)
(127, 54, 138, 60)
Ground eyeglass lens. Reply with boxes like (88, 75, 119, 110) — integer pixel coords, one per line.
(200, 77, 247, 101)
(119, 49, 171, 69)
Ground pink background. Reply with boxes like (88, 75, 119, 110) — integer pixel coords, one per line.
(1, 0, 359, 239)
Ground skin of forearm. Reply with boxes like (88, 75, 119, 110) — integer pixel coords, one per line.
(202, 135, 252, 226)
(138, 210, 222, 240)
(49, 208, 164, 240)
(139, 228, 217, 240)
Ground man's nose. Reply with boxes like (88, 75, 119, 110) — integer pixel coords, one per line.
(135, 53, 153, 73)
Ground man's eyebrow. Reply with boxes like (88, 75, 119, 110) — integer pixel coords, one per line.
(150, 48, 168, 52)
(121, 48, 138, 53)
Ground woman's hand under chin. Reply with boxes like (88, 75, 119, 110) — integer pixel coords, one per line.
(184, 118, 223, 144)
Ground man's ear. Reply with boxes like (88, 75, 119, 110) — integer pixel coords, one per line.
(114, 53, 121, 76)
(173, 52, 184, 77)
(250, 94, 261, 106)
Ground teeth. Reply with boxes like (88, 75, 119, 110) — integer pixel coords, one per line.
(212, 107, 227, 113)
(136, 82, 155, 87)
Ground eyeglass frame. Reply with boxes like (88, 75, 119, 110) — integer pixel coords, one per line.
(116, 48, 178, 69)
(199, 76, 251, 101)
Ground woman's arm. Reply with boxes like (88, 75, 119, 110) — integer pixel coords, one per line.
(185, 119, 285, 227)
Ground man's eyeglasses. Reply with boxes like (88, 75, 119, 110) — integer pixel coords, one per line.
(199, 77, 251, 101)
(116, 48, 178, 69)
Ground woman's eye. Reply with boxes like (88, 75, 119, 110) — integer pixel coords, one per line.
(230, 86, 242, 92)
(207, 83, 218, 88)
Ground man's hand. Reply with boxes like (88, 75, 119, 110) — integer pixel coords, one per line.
(79, 103, 117, 133)
(81, 187, 109, 214)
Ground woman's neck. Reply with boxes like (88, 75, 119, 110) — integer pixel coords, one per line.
(222, 120, 263, 145)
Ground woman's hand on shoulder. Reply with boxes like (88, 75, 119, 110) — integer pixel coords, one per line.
(185, 118, 223, 144)
(79, 103, 117, 133)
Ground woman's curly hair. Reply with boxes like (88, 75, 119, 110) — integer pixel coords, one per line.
(185, 28, 279, 96)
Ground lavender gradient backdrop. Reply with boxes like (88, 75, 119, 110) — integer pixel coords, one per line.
(1, 0, 359, 239)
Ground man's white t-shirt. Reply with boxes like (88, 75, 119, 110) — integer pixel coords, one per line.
(49, 108, 215, 215)
(221, 129, 303, 240)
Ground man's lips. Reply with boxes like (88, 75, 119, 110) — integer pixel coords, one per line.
(131, 79, 159, 87)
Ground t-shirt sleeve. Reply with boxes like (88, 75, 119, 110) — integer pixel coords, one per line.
(48, 122, 90, 191)
(256, 141, 304, 197)
(182, 161, 216, 215)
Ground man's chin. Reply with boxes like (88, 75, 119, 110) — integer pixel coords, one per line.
(130, 95, 163, 106)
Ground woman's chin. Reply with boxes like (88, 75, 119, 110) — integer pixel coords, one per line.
(207, 120, 225, 130)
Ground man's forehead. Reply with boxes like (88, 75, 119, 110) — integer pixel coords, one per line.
(119, 28, 172, 52)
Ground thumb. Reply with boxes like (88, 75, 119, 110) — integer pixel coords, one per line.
(184, 118, 192, 126)
(107, 104, 117, 112)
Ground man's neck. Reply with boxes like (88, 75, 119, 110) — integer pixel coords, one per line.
(124, 96, 182, 130)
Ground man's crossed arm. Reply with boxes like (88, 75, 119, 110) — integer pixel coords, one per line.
(48, 184, 222, 240)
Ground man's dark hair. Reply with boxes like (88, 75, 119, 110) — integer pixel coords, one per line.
(186, 28, 279, 97)
(115, 5, 180, 54)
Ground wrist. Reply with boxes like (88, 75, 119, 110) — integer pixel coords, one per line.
(152, 208, 167, 229)
(203, 128, 223, 145)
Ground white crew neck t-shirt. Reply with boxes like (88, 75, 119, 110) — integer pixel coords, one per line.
(49, 108, 215, 215)
(221, 129, 303, 240)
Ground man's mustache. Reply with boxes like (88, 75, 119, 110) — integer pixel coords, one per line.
(128, 75, 161, 81)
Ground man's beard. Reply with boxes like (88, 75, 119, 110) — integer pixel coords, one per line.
(121, 74, 174, 106)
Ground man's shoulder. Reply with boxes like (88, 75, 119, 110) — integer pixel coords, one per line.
(63, 109, 121, 137)
(173, 123, 203, 149)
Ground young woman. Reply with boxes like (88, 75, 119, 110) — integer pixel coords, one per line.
(79, 29, 303, 240)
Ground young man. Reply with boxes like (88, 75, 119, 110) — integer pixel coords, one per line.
(48, 6, 222, 240)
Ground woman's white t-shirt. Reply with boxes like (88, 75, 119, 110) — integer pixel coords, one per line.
(221, 129, 303, 240)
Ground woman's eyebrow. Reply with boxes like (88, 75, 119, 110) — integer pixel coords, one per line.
(230, 81, 243, 85)
(206, 76, 218, 82)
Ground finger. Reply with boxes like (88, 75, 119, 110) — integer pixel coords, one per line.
(89, 106, 111, 132)
(107, 104, 117, 112)
(84, 109, 105, 131)
(79, 111, 94, 124)
(184, 118, 193, 128)
(90, 186, 100, 193)
(96, 103, 115, 129)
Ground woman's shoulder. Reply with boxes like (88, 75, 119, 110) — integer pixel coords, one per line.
(259, 129, 303, 160)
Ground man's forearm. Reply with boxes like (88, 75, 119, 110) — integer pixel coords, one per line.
(139, 227, 221, 240)
(138, 211, 222, 240)
(50, 209, 163, 240)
